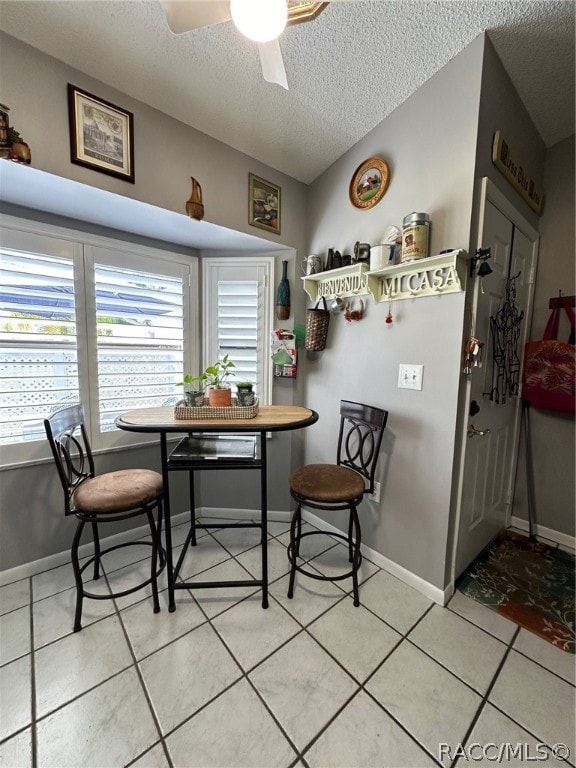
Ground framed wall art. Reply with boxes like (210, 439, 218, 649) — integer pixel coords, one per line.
(249, 173, 281, 235)
(67, 84, 135, 183)
(349, 156, 390, 210)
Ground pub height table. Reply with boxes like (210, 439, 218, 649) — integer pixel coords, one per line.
(115, 405, 318, 611)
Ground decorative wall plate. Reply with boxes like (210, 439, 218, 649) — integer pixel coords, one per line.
(349, 156, 390, 210)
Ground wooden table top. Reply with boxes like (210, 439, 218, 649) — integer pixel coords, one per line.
(116, 405, 318, 434)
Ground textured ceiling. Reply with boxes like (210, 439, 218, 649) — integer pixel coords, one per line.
(0, 0, 574, 183)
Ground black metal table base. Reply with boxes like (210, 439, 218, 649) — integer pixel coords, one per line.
(171, 519, 268, 609)
(161, 432, 269, 611)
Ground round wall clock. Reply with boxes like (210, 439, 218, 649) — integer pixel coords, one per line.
(349, 156, 390, 210)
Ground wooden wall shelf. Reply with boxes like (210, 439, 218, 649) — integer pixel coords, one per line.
(366, 249, 468, 303)
(302, 263, 370, 302)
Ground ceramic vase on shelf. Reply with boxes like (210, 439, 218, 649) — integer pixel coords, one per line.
(185, 177, 204, 221)
(276, 260, 291, 320)
(10, 142, 31, 164)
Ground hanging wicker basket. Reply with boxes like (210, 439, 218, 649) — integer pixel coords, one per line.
(305, 297, 330, 351)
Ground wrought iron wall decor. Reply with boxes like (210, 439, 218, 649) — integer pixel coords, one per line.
(486, 273, 524, 404)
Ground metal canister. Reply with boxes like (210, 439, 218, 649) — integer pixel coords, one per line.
(401, 212, 430, 263)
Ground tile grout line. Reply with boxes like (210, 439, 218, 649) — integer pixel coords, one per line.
(29, 575, 37, 768)
(110, 570, 175, 768)
(174, 542, 366, 765)
(447, 594, 576, 685)
(448, 625, 521, 768)
(202, 585, 306, 760)
(262, 570, 441, 766)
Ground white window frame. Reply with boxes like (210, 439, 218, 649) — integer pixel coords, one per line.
(0, 214, 198, 468)
(202, 256, 275, 405)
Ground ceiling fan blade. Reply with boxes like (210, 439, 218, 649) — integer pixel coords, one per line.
(258, 39, 288, 90)
(160, 1, 231, 34)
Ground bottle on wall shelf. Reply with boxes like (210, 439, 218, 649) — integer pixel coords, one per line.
(276, 260, 291, 320)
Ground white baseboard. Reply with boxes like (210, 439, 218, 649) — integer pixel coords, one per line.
(301, 509, 447, 606)
(0, 507, 291, 587)
(510, 516, 576, 550)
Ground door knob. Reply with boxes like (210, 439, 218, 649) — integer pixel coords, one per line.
(467, 424, 491, 438)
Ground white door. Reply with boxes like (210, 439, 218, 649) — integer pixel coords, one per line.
(453, 183, 539, 579)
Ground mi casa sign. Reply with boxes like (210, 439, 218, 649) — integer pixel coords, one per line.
(382, 263, 461, 299)
(366, 251, 466, 303)
(492, 131, 544, 214)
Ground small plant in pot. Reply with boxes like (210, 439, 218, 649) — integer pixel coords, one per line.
(236, 380, 255, 407)
(177, 371, 208, 407)
(205, 354, 236, 407)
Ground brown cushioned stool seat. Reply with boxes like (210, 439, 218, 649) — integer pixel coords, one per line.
(289, 464, 366, 503)
(74, 469, 163, 514)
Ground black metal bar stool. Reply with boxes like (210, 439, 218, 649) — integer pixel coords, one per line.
(44, 404, 165, 631)
(287, 400, 388, 606)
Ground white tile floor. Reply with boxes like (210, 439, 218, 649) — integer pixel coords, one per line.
(1, 518, 575, 768)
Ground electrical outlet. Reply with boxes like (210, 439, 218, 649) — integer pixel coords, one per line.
(369, 481, 381, 502)
(398, 363, 423, 390)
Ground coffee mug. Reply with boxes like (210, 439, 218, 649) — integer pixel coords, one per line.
(302, 254, 322, 275)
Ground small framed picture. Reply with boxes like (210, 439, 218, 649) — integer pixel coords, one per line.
(67, 84, 134, 183)
(349, 156, 390, 210)
(249, 173, 281, 235)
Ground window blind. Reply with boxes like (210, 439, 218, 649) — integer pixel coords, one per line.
(203, 258, 274, 405)
(217, 280, 258, 386)
(0, 248, 80, 445)
(93, 261, 185, 432)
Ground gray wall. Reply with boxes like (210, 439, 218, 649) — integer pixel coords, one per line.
(0, 33, 309, 571)
(512, 134, 576, 537)
(474, 39, 545, 232)
(0, 33, 310, 246)
(302, 36, 485, 591)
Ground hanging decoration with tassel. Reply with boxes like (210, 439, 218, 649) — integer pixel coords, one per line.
(276, 260, 291, 320)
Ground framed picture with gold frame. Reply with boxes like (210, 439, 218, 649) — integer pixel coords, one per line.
(349, 156, 390, 210)
(68, 84, 135, 183)
(249, 173, 281, 235)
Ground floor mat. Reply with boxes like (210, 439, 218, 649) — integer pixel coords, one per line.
(457, 530, 575, 653)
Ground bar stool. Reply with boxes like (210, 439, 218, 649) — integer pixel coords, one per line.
(44, 404, 165, 631)
(287, 400, 388, 606)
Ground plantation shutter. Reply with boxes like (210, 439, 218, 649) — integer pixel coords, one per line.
(203, 258, 274, 404)
(217, 281, 258, 384)
(0, 239, 81, 449)
(88, 248, 187, 435)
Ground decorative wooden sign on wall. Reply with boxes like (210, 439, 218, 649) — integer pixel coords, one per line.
(492, 130, 543, 214)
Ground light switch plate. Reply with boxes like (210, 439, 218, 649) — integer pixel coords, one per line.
(398, 363, 423, 390)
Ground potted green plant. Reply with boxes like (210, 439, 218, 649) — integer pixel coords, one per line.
(177, 371, 208, 407)
(7, 126, 31, 164)
(205, 354, 236, 407)
(236, 380, 255, 406)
